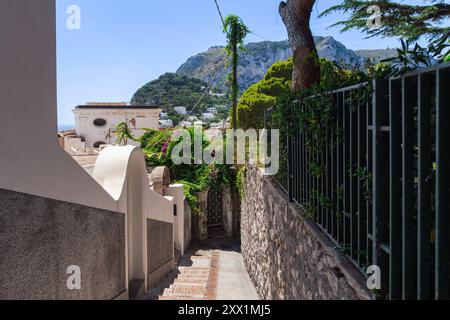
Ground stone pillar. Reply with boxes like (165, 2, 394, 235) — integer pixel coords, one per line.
(191, 189, 209, 241)
(149, 166, 170, 195)
(198, 190, 209, 241)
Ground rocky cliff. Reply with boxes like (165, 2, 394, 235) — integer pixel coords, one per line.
(176, 37, 389, 92)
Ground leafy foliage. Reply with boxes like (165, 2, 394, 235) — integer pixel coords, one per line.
(320, 0, 450, 41)
(222, 14, 249, 129)
(139, 128, 231, 213)
(223, 15, 250, 56)
(237, 59, 293, 129)
(236, 166, 247, 199)
(131, 73, 228, 124)
(268, 58, 367, 193)
(381, 36, 450, 77)
(114, 122, 136, 146)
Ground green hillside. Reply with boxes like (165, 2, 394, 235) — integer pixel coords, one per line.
(131, 73, 229, 122)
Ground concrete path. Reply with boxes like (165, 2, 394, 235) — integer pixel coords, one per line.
(143, 238, 259, 300)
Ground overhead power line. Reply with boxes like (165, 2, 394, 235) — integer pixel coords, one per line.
(213, 0, 273, 42)
(214, 0, 226, 28)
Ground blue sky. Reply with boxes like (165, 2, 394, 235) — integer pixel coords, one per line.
(56, 0, 409, 125)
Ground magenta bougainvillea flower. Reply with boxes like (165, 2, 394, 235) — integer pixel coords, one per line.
(161, 142, 169, 155)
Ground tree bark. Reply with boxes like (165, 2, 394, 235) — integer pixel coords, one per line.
(279, 0, 320, 92)
(231, 42, 238, 130)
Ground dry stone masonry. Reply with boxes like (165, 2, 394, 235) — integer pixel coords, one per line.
(241, 165, 374, 300)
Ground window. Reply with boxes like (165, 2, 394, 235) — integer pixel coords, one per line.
(93, 118, 107, 127)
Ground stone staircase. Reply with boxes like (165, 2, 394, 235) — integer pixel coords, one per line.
(158, 251, 213, 300)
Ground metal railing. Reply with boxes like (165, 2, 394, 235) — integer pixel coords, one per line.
(273, 62, 450, 300)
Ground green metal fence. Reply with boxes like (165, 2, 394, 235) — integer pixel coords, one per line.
(275, 62, 450, 300)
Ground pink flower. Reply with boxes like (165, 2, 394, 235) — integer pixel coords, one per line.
(161, 142, 169, 155)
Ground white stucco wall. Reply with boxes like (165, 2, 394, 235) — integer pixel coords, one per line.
(0, 0, 118, 212)
(0, 0, 180, 297)
(167, 184, 186, 254)
(74, 108, 160, 148)
(64, 137, 86, 153)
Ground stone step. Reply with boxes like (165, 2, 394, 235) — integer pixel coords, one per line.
(163, 287, 205, 297)
(161, 293, 204, 299)
(170, 283, 207, 289)
(179, 266, 210, 272)
(174, 278, 209, 285)
(159, 295, 203, 301)
(178, 270, 210, 276)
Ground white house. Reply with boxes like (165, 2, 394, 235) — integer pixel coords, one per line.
(160, 112, 169, 120)
(174, 106, 187, 115)
(202, 113, 215, 120)
(160, 119, 174, 129)
(206, 107, 218, 114)
(73, 103, 161, 148)
(179, 121, 193, 128)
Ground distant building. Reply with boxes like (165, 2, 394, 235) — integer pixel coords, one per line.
(179, 121, 193, 128)
(160, 112, 168, 120)
(187, 116, 198, 122)
(202, 113, 215, 120)
(174, 106, 187, 115)
(72, 103, 161, 148)
(209, 91, 226, 97)
(160, 119, 174, 129)
(206, 107, 218, 114)
(210, 121, 228, 129)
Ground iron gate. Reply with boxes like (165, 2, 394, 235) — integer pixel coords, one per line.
(207, 187, 223, 227)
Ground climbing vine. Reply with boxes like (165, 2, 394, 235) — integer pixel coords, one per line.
(138, 128, 232, 214)
(269, 58, 376, 219)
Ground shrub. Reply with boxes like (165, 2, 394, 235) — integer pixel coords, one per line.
(237, 59, 292, 129)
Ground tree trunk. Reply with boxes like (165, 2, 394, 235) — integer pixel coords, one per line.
(231, 42, 238, 129)
(279, 0, 320, 92)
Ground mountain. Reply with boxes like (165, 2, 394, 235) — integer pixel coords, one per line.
(130, 37, 396, 118)
(355, 49, 398, 63)
(176, 37, 383, 93)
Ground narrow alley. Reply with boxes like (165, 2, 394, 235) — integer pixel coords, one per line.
(142, 238, 259, 300)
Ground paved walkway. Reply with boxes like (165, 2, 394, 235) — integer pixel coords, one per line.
(143, 238, 259, 300)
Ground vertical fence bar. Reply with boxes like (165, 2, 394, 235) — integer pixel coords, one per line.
(294, 124, 298, 202)
(357, 89, 368, 267)
(350, 96, 359, 260)
(332, 94, 338, 238)
(367, 98, 373, 267)
(435, 67, 450, 300)
(287, 129, 293, 202)
(343, 91, 351, 252)
(417, 72, 432, 300)
(389, 78, 402, 300)
(326, 126, 330, 232)
(402, 76, 417, 300)
(303, 114, 307, 204)
(337, 92, 344, 244)
(372, 79, 390, 293)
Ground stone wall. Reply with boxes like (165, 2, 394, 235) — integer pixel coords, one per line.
(147, 219, 174, 274)
(184, 199, 192, 250)
(222, 188, 233, 237)
(147, 219, 174, 289)
(0, 188, 126, 300)
(241, 165, 373, 300)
